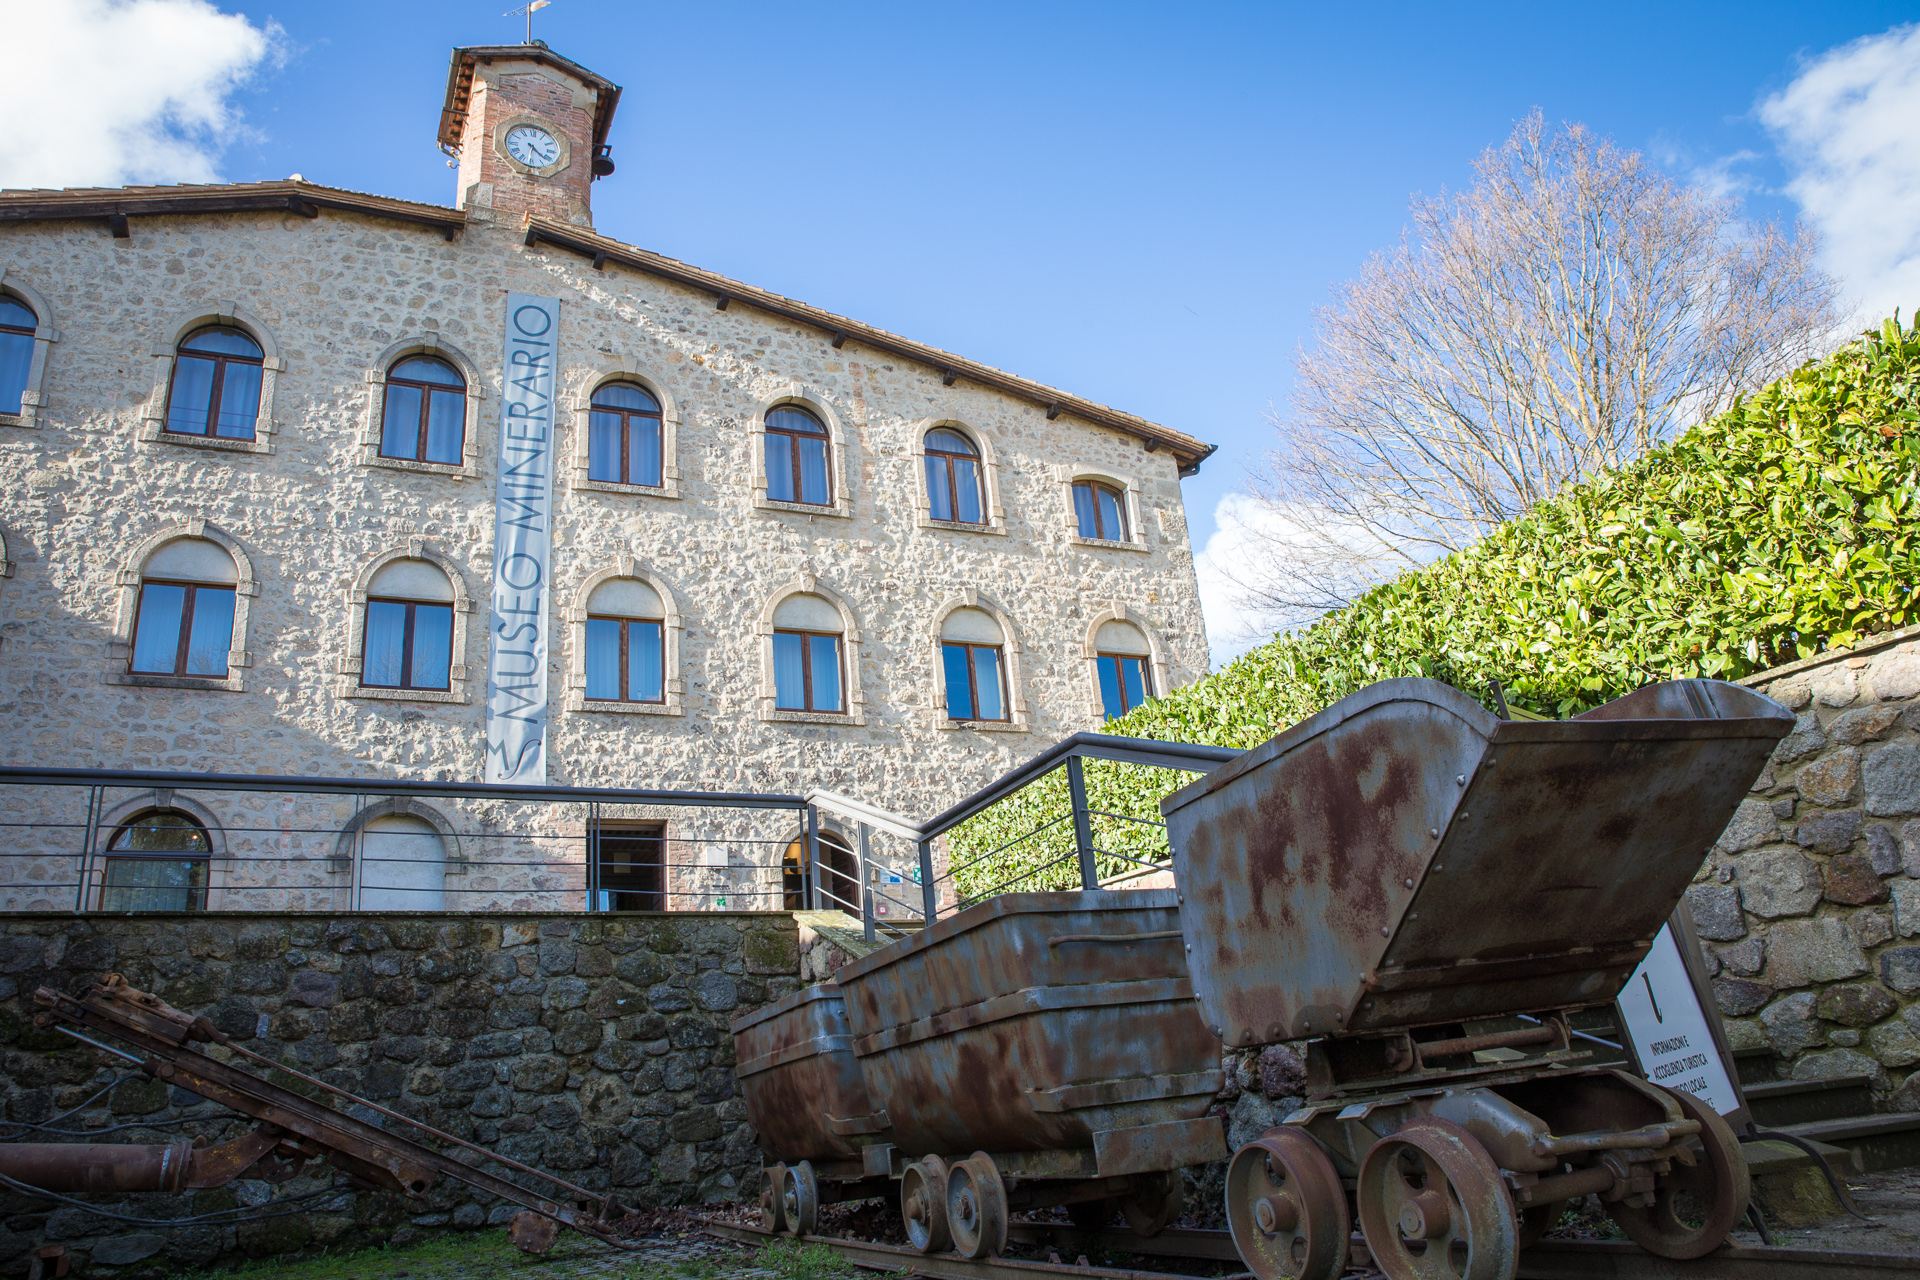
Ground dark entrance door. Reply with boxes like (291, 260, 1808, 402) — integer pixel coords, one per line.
(595, 823, 664, 911)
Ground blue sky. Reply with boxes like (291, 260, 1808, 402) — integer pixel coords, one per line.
(9, 1, 1920, 663)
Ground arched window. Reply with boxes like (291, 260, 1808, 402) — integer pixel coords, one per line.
(1073, 480, 1129, 542)
(765, 405, 832, 506)
(584, 577, 665, 704)
(0, 296, 36, 417)
(940, 606, 1007, 722)
(165, 326, 264, 440)
(131, 538, 238, 677)
(924, 428, 985, 524)
(588, 382, 663, 487)
(771, 593, 844, 713)
(361, 559, 455, 691)
(1094, 620, 1153, 720)
(380, 356, 466, 465)
(357, 814, 447, 911)
(103, 810, 210, 912)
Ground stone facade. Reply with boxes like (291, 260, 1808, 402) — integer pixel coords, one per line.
(1695, 625, 1920, 1106)
(0, 911, 800, 1275)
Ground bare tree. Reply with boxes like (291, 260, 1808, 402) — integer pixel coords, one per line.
(1233, 110, 1844, 626)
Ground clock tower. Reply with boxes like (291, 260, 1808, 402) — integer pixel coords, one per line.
(439, 44, 622, 229)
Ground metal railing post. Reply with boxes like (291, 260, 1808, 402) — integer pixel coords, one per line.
(805, 804, 821, 911)
(586, 801, 599, 913)
(858, 823, 875, 943)
(74, 785, 101, 913)
(1066, 755, 1098, 891)
(918, 839, 937, 922)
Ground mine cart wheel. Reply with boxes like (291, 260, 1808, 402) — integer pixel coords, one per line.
(781, 1160, 820, 1237)
(1357, 1117, 1517, 1280)
(1067, 1197, 1118, 1229)
(945, 1151, 1009, 1259)
(901, 1155, 952, 1254)
(760, 1163, 790, 1234)
(1121, 1170, 1186, 1237)
(1225, 1128, 1350, 1280)
(1514, 1199, 1566, 1250)
(1602, 1086, 1750, 1260)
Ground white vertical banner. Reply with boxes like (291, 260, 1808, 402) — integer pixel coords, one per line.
(1616, 923, 1742, 1117)
(484, 292, 561, 784)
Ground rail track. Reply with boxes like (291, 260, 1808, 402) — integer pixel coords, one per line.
(699, 1217, 1920, 1280)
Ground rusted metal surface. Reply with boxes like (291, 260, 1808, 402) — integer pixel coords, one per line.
(732, 983, 892, 1163)
(0, 1142, 195, 1194)
(1160, 678, 1791, 1046)
(830, 889, 1224, 1172)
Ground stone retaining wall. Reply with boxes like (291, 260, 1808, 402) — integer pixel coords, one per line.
(1693, 627, 1920, 1104)
(0, 911, 800, 1278)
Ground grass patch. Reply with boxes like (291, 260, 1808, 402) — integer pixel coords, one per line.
(753, 1241, 860, 1280)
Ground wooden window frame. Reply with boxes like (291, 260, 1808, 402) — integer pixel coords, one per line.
(379, 358, 467, 465)
(942, 640, 1009, 722)
(925, 432, 986, 525)
(587, 385, 665, 488)
(359, 597, 454, 692)
(129, 579, 235, 678)
(584, 614, 667, 704)
(1096, 651, 1153, 719)
(773, 628, 845, 714)
(766, 408, 835, 507)
(1073, 480, 1130, 542)
(164, 327, 264, 441)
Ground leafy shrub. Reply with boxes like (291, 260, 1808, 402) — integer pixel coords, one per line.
(949, 317, 1920, 897)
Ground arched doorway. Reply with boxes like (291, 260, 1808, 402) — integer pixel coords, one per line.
(358, 815, 446, 911)
(781, 831, 859, 915)
(102, 810, 210, 912)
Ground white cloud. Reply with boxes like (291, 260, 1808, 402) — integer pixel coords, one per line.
(0, 0, 278, 190)
(1761, 24, 1920, 326)
(1192, 494, 1291, 669)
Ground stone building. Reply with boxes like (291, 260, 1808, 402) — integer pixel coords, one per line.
(0, 44, 1215, 913)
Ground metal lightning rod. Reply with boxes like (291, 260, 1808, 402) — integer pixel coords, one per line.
(504, 0, 551, 44)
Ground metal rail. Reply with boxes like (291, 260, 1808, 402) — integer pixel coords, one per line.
(702, 1217, 1919, 1280)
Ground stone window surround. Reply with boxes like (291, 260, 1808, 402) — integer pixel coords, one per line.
(566, 357, 683, 501)
(337, 539, 476, 705)
(1057, 464, 1150, 552)
(140, 301, 284, 456)
(360, 335, 486, 481)
(90, 791, 231, 910)
(0, 270, 58, 431)
(756, 572, 867, 726)
(1080, 603, 1171, 721)
(910, 417, 1008, 536)
(329, 797, 465, 877)
(749, 384, 855, 521)
(930, 589, 1031, 733)
(565, 557, 687, 717)
(105, 520, 258, 693)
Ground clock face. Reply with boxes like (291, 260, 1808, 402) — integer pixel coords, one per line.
(504, 125, 560, 169)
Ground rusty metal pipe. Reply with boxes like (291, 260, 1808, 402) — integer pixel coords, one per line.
(1414, 1026, 1558, 1062)
(1518, 1163, 1618, 1206)
(0, 1142, 194, 1194)
(1532, 1121, 1699, 1158)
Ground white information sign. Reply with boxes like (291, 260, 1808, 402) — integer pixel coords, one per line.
(1615, 922, 1741, 1117)
(484, 292, 561, 784)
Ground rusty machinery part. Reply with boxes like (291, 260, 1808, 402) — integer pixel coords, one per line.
(945, 1151, 1010, 1260)
(1224, 1128, 1349, 1280)
(508, 1210, 561, 1255)
(1515, 1199, 1568, 1250)
(760, 1163, 789, 1234)
(1601, 1087, 1750, 1259)
(0, 1127, 306, 1195)
(901, 1155, 952, 1253)
(781, 1160, 820, 1237)
(29, 977, 641, 1254)
(1119, 1169, 1184, 1238)
(1356, 1117, 1518, 1280)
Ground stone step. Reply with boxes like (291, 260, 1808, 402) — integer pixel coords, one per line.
(1733, 1042, 1779, 1087)
(1743, 1136, 1858, 1226)
(1773, 1111, 1920, 1173)
(1745, 1074, 1880, 1127)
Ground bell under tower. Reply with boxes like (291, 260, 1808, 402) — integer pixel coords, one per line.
(439, 44, 621, 229)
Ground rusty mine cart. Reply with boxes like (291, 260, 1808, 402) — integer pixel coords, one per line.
(734, 677, 1794, 1280)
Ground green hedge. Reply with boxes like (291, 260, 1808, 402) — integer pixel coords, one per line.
(948, 316, 1920, 898)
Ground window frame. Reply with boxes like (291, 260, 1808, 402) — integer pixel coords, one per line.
(583, 613, 667, 704)
(772, 628, 846, 714)
(163, 326, 265, 442)
(924, 429, 987, 526)
(101, 809, 212, 913)
(1096, 650, 1154, 720)
(359, 596, 456, 692)
(0, 296, 37, 421)
(129, 578, 237, 678)
(586, 383, 665, 489)
(378, 356, 468, 466)
(942, 640, 1010, 723)
(1073, 480, 1131, 542)
(764, 406, 835, 508)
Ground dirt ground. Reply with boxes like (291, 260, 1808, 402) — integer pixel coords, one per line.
(1727, 1166, 1920, 1256)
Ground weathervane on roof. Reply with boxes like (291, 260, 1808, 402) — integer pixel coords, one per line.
(504, 0, 551, 44)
